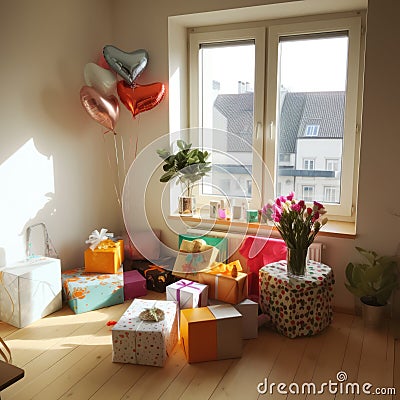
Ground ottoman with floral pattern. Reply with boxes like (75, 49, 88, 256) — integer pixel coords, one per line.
(259, 260, 334, 338)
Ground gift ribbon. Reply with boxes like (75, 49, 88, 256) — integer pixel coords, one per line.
(209, 260, 243, 275)
(85, 228, 109, 250)
(144, 265, 165, 278)
(176, 280, 202, 307)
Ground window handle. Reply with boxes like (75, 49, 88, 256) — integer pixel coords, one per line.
(269, 121, 274, 139)
(255, 122, 262, 140)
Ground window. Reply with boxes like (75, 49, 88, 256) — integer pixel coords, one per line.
(189, 16, 363, 220)
(303, 159, 315, 170)
(324, 186, 339, 203)
(304, 124, 320, 137)
(326, 158, 340, 171)
(302, 186, 314, 201)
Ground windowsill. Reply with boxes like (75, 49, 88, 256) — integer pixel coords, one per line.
(168, 213, 356, 239)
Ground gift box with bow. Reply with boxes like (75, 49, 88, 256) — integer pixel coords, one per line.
(173, 239, 219, 280)
(133, 263, 177, 293)
(112, 299, 178, 367)
(166, 279, 208, 309)
(197, 260, 248, 305)
(84, 228, 124, 274)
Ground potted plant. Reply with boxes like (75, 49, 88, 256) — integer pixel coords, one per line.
(157, 140, 211, 215)
(345, 246, 398, 327)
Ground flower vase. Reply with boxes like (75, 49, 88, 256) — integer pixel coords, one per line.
(286, 247, 308, 277)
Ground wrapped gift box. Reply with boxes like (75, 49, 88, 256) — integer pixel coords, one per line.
(198, 265, 248, 305)
(166, 279, 208, 309)
(178, 234, 228, 263)
(180, 305, 243, 363)
(84, 239, 124, 274)
(259, 260, 334, 338)
(208, 298, 258, 339)
(173, 240, 219, 277)
(0, 257, 62, 328)
(62, 267, 123, 314)
(123, 270, 147, 300)
(133, 263, 177, 293)
(112, 299, 178, 367)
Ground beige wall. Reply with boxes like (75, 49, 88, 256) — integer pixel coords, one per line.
(1, 0, 399, 315)
(0, 0, 121, 267)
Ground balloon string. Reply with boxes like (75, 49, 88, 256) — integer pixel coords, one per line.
(103, 134, 121, 206)
(113, 134, 122, 200)
(120, 135, 126, 176)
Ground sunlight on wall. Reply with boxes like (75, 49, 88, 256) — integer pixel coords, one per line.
(0, 139, 55, 263)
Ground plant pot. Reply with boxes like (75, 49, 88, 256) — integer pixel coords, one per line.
(178, 196, 196, 216)
(361, 296, 386, 328)
(286, 247, 308, 277)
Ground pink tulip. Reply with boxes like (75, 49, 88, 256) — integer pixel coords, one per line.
(287, 192, 295, 201)
(306, 207, 312, 215)
(313, 201, 324, 210)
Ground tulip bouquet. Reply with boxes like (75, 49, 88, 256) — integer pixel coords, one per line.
(262, 192, 328, 276)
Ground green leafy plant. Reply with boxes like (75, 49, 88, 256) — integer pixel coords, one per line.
(345, 247, 398, 306)
(157, 140, 211, 197)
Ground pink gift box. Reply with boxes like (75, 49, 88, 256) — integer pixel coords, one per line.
(123, 270, 147, 300)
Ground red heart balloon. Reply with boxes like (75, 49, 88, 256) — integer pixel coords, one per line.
(117, 81, 165, 118)
(80, 86, 119, 132)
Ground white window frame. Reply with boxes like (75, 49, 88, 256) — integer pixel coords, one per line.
(324, 186, 339, 203)
(189, 28, 265, 210)
(326, 158, 340, 171)
(304, 124, 320, 137)
(187, 15, 363, 221)
(302, 185, 315, 201)
(265, 17, 362, 219)
(303, 158, 315, 170)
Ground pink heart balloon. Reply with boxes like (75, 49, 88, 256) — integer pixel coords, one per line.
(80, 86, 119, 132)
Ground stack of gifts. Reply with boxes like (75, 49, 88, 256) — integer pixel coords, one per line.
(62, 228, 148, 313)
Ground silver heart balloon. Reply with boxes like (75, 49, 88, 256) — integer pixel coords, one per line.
(103, 45, 148, 86)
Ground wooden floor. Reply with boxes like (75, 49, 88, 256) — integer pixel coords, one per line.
(0, 292, 398, 400)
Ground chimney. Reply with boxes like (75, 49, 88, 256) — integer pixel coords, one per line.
(238, 81, 245, 94)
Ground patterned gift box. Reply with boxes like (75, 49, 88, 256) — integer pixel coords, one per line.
(180, 304, 242, 363)
(123, 270, 147, 300)
(259, 260, 334, 338)
(0, 257, 62, 328)
(166, 279, 208, 309)
(62, 267, 124, 314)
(84, 239, 124, 274)
(133, 263, 177, 293)
(112, 299, 178, 367)
(197, 262, 248, 305)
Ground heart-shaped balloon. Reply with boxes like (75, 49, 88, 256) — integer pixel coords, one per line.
(103, 46, 148, 86)
(117, 80, 165, 118)
(84, 63, 116, 97)
(80, 86, 119, 132)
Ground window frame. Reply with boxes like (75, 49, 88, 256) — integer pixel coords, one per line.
(265, 17, 362, 219)
(187, 15, 363, 222)
(189, 27, 265, 209)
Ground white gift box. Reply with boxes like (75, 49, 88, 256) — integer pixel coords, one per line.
(0, 257, 62, 328)
(208, 298, 258, 339)
(112, 299, 178, 367)
(166, 279, 208, 309)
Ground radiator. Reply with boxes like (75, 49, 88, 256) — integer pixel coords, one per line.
(186, 228, 324, 263)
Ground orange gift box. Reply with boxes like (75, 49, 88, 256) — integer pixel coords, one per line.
(197, 261, 248, 305)
(84, 239, 124, 274)
(180, 307, 217, 363)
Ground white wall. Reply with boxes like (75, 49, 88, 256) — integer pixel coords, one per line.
(0, 0, 121, 268)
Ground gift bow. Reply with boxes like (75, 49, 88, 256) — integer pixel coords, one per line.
(85, 228, 109, 250)
(209, 260, 243, 275)
(176, 280, 202, 307)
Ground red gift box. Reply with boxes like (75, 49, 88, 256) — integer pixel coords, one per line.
(123, 270, 147, 300)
